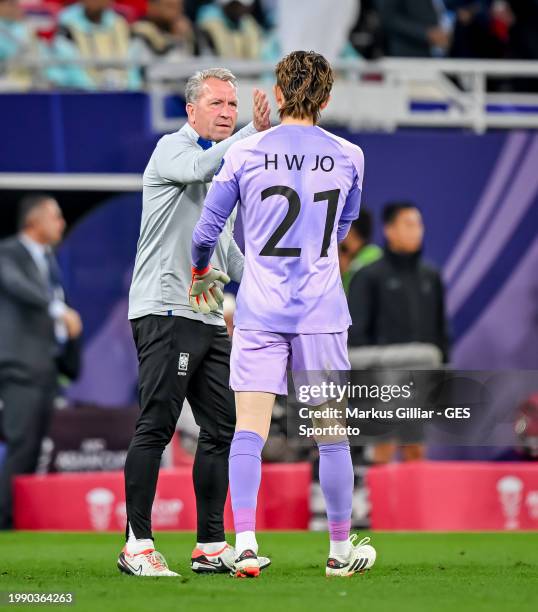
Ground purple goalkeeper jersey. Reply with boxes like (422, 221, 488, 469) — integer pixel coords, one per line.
(192, 124, 364, 333)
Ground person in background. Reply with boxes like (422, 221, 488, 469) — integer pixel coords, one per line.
(349, 202, 449, 358)
(196, 0, 263, 59)
(348, 0, 385, 59)
(339, 209, 382, 294)
(131, 0, 196, 61)
(377, 0, 452, 57)
(506, 0, 538, 61)
(266, 0, 360, 62)
(52, 0, 141, 90)
(0, 0, 46, 87)
(121, 68, 271, 577)
(0, 195, 82, 529)
(183, 0, 211, 23)
(0, 0, 28, 61)
(446, 0, 511, 59)
(348, 202, 449, 463)
(185, 0, 270, 29)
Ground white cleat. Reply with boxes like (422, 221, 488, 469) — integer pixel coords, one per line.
(191, 543, 237, 574)
(117, 547, 180, 577)
(325, 536, 376, 577)
(233, 549, 261, 578)
(191, 543, 271, 574)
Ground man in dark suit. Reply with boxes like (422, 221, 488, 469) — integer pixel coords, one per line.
(0, 194, 82, 529)
(377, 0, 451, 57)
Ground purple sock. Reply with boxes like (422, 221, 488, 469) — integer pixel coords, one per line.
(318, 441, 354, 541)
(229, 430, 264, 533)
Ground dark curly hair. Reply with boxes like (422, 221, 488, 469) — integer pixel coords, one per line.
(275, 50, 334, 124)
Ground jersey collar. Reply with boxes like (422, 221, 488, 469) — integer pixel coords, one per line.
(197, 136, 213, 150)
(182, 122, 214, 149)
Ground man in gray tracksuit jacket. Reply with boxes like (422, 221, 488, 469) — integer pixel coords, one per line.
(118, 68, 271, 577)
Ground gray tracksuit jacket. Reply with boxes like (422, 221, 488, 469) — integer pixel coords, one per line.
(128, 121, 258, 325)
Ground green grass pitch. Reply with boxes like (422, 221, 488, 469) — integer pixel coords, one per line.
(1, 532, 537, 612)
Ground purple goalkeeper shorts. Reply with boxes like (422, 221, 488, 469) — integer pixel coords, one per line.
(230, 328, 350, 396)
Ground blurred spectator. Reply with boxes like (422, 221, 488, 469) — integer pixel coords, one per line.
(349, 0, 385, 59)
(446, 0, 512, 58)
(0, 0, 43, 86)
(131, 0, 196, 60)
(0, 195, 82, 529)
(339, 209, 382, 294)
(187, 0, 271, 29)
(183, 0, 212, 22)
(506, 0, 538, 60)
(348, 203, 449, 464)
(251, 0, 273, 30)
(348, 202, 449, 360)
(377, 0, 452, 57)
(51, 0, 141, 90)
(266, 0, 359, 62)
(196, 0, 263, 59)
(0, 0, 27, 60)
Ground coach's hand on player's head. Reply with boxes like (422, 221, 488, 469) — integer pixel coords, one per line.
(253, 88, 271, 132)
(189, 265, 230, 314)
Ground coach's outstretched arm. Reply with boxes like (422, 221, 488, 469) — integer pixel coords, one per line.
(154, 124, 253, 185)
(155, 89, 270, 185)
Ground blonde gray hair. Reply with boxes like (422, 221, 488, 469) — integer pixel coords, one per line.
(185, 68, 237, 104)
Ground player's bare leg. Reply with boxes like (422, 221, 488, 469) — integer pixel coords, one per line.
(235, 391, 274, 439)
(228, 391, 274, 577)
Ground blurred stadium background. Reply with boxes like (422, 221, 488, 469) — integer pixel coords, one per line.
(1, 0, 538, 537)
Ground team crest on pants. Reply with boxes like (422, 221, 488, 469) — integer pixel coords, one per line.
(178, 353, 189, 376)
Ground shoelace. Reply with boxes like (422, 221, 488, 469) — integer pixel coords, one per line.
(147, 551, 168, 571)
(349, 534, 370, 548)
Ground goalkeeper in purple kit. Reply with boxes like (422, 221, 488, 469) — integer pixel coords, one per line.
(190, 51, 376, 577)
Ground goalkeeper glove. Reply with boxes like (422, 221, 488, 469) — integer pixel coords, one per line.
(189, 265, 230, 314)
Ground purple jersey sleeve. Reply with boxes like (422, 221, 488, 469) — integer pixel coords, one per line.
(191, 149, 242, 270)
(337, 145, 364, 242)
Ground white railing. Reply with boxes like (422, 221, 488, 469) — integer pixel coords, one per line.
(0, 173, 142, 191)
(2, 56, 538, 133)
(146, 57, 538, 134)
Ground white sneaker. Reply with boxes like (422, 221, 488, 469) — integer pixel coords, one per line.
(325, 535, 376, 577)
(117, 547, 180, 577)
(191, 543, 271, 574)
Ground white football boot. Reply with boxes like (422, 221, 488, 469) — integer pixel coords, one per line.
(117, 547, 180, 577)
(191, 543, 271, 574)
(232, 548, 260, 578)
(325, 535, 376, 577)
